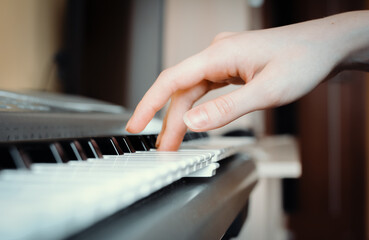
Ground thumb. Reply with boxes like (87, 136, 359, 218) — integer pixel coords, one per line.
(183, 61, 289, 132)
(182, 84, 259, 131)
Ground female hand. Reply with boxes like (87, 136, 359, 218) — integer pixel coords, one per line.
(126, 11, 369, 151)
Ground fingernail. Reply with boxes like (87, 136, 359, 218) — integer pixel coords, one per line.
(183, 110, 208, 130)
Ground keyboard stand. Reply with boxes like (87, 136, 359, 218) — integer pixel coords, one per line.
(68, 154, 257, 240)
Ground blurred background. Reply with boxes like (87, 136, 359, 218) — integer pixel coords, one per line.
(0, 0, 368, 239)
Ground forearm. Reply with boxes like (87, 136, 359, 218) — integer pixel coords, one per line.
(327, 11, 369, 72)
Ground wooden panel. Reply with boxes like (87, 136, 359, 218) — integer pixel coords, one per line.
(366, 73, 369, 240)
(263, 0, 367, 239)
(56, 1, 133, 105)
(79, 1, 132, 105)
(365, 0, 369, 240)
(0, 0, 66, 91)
(291, 74, 366, 240)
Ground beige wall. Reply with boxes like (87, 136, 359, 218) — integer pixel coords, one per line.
(163, 0, 250, 67)
(0, 0, 65, 91)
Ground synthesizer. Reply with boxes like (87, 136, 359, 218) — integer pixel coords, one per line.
(0, 90, 256, 240)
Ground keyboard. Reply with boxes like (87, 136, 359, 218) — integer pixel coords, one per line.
(0, 90, 256, 240)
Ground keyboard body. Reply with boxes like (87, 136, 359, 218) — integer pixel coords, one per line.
(0, 90, 257, 240)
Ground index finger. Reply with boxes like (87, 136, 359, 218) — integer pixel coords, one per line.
(126, 53, 207, 133)
(126, 38, 244, 134)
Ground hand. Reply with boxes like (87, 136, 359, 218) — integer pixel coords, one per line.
(126, 11, 369, 151)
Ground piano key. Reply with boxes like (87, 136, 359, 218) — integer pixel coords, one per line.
(34, 154, 207, 180)
(127, 135, 150, 151)
(9, 146, 32, 169)
(0, 170, 165, 210)
(0, 89, 256, 240)
(104, 150, 212, 162)
(78, 139, 103, 158)
(49, 142, 66, 163)
(2, 150, 210, 185)
(72, 140, 88, 160)
(28, 163, 183, 180)
(0, 180, 135, 239)
(0, 146, 25, 170)
(102, 154, 208, 172)
(18, 143, 64, 164)
(111, 137, 124, 154)
(180, 136, 255, 161)
(58, 141, 84, 161)
(93, 137, 123, 155)
(187, 162, 220, 177)
(142, 134, 157, 149)
(114, 136, 135, 153)
(89, 139, 104, 157)
(0, 159, 191, 229)
(0, 131, 253, 240)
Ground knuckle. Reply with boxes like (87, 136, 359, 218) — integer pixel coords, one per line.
(262, 82, 283, 107)
(213, 95, 235, 116)
(158, 68, 171, 81)
(158, 68, 177, 94)
(212, 31, 234, 43)
(146, 101, 161, 113)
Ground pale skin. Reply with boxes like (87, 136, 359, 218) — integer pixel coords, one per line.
(126, 11, 369, 151)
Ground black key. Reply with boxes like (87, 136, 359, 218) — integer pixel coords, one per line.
(78, 139, 102, 159)
(89, 139, 104, 158)
(127, 136, 150, 151)
(143, 135, 157, 149)
(191, 132, 201, 140)
(200, 132, 209, 138)
(139, 136, 150, 150)
(0, 146, 32, 169)
(0, 146, 18, 170)
(19, 143, 63, 164)
(94, 137, 123, 155)
(72, 141, 87, 160)
(183, 132, 192, 142)
(114, 136, 135, 153)
(59, 141, 83, 161)
(9, 146, 31, 169)
(111, 137, 124, 155)
(49, 143, 66, 163)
